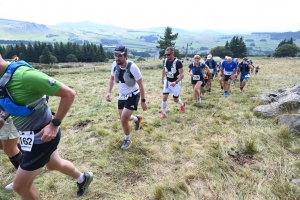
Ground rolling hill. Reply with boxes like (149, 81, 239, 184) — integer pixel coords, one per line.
(1, 18, 300, 56)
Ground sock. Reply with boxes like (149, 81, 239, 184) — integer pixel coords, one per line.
(9, 151, 23, 169)
(221, 86, 223, 89)
(133, 116, 138, 122)
(225, 91, 228, 93)
(76, 173, 85, 184)
(177, 99, 183, 105)
(241, 87, 244, 90)
(162, 101, 167, 114)
(125, 135, 131, 141)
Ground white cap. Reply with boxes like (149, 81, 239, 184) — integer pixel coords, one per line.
(207, 54, 212, 59)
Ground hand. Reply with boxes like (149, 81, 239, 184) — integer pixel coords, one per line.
(161, 80, 164, 85)
(106, 93, 111, 102)
(141, 102, 148, 111)
(170, 81, 176, 87)
(35, 123, 58, 142)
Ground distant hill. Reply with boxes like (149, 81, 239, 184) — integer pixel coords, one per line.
(1, 18, 300, 56)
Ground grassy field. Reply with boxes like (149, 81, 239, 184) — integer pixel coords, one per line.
(1, 58, 300, 200)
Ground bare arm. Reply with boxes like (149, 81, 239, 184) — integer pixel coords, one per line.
(161, 68, 165, 84)
(38, 84, 76, 141)
(106, 76, 115, 102)
(136, 78, 148, 111)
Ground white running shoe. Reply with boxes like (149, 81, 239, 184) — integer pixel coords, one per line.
(5, 182, 13, 190)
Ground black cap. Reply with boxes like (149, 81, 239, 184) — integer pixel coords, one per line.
(114, 45, 128, 54)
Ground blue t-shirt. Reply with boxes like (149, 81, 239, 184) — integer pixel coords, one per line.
(222, 61, 237, 74)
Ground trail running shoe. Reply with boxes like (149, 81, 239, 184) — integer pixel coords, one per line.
(121, 140, 132, 150)
(180, 103, 186, 112)
(159, 113, 167, 119)
(197, 98, 202, 103)
(76, 172, 93, 197)
(134, 115, 142, 130)
(240, 89, 244, 93)
(223, 92, 229, 97)
(5, 182, 13, 190)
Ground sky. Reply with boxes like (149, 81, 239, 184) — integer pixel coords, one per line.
(0, 0, 299, 33)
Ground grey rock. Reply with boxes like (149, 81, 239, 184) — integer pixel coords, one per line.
(278, 114, 300, 136)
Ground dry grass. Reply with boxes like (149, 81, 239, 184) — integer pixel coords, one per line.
(1, 58, 300, 199)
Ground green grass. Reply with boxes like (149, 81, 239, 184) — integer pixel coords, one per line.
(1, 58, 300, 199)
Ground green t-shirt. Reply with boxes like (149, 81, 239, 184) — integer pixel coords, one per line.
(1, 62, 63, 135)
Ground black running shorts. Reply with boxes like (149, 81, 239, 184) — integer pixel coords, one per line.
(20, 129, 61, 171)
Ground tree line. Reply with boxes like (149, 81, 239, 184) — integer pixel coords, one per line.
(0, 42, 114, 63)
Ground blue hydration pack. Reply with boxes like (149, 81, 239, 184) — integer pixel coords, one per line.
(0, 61, 47, 117)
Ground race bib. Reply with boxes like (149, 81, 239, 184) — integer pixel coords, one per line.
(118, 94, 129, 100)
(245, 74, 250, 78)
(19, 131, 34, 152)
(166, 72, 174, 78)
(224, 71, 233, 75)
(210, 69, 214, 74)
(193, 75, 200, 80)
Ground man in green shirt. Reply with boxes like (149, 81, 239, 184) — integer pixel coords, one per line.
(0, 54, 93, 199)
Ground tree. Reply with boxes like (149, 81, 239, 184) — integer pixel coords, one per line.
(210, 46, 233, 58)
(39, 47, 52, 64)
(273, 44, 300, 57)
(156, 26, 179, 59)
(66, 54, 78, 62)
(228, 36, 247, 58)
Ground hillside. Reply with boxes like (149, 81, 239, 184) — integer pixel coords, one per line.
(1, 18, 300, 55)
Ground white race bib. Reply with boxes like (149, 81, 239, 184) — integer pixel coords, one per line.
(118, 94, 129, 100)
(210, 69, 214, 74)
(224, 71, 233, 75)
(245, 74, 250, 78)
(166, 72, 174, 78)
(19, 131, 34, 152)
(193, 75, 200, 80)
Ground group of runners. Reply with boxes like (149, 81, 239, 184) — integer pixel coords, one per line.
(0, 45, 260, 199)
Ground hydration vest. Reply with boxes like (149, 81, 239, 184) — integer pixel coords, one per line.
(164, 58, 179, 80)
(206, 59, 216, 69)
(191, 62, 203, 75)
(114, 61, 136, 87)
(0, 61, 47, 117)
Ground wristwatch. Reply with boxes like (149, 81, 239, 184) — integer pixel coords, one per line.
(141, 98, 146, 102)
(51, 119, 61, 126)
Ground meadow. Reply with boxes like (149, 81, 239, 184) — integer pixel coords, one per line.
(1, 58, 300, 200)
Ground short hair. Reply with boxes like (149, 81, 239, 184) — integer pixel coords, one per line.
(243, 57, 248, 61)
(193, 55, 201, 59)
(165, 47, 174, 52)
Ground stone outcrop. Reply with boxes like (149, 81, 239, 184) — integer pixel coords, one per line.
(278, 114, 300, 136)
(253, 85, 300, 118)
(253, 85, 300, 135)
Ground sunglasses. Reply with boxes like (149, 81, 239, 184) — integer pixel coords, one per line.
(165, 54, 171, 56)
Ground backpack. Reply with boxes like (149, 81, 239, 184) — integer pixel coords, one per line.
(114, 61, 136, 87)
(0, 61, 47, 117)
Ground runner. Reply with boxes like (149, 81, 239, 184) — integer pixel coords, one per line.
(221, 57, 238, 97)
(238, 57, 253, 92)
(187, 55, 209, 103)
(0, 54, 93, 199)
(160, 47, 185, 118)
(106, 45, 147, 150)
(205, 54, 218, 92)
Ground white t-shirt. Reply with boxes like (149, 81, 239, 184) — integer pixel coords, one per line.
(110, 60, 142, 95)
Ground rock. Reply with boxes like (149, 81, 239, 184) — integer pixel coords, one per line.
(278, 114, 300, 136)
(253, 85, 300, 118)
